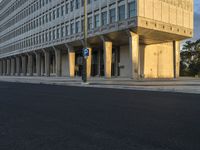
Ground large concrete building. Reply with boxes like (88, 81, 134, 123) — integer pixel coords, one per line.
(0, 0, 194, 79)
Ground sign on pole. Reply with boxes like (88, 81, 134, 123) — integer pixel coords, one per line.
(83, 48, 89, 59)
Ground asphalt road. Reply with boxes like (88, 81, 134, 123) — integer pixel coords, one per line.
(0, 82, 200, 150)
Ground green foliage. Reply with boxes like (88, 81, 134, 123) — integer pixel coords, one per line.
(180, 39, 200, 77)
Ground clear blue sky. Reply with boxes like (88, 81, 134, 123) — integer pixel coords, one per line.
(191, 0, 200, 41)
(194, 0, 200, 14)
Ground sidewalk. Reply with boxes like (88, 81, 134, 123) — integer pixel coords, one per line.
(0, 76, 200, 94)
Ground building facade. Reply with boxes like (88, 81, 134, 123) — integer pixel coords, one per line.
(0, 0, 194, 79)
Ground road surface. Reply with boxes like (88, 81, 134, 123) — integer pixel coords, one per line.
(0, 82, 200, 150)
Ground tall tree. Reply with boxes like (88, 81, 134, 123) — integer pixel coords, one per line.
(180, 39, 200, 76)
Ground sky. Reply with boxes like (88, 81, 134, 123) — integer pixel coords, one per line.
(194, 0, 200, 14)
(192, 0, 200, 41)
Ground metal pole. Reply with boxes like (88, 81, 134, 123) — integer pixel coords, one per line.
(84, 0, 88, 49)
(82, 0, 88, 83)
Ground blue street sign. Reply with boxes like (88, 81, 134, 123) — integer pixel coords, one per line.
(83, 48, 89, 57)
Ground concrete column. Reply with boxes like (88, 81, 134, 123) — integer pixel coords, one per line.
(11, 58, 16, 76)
(114, 48, 119, 77)
(21, 55, 27, 76)
(68, 50, 75, 78)
(103, 40, 112, 78)
(86, 48, 92, 78)
(52, 56, 55, 74)
(54, 48, 61, 77)
(0, 60, 3, 75)
(36, 53, 41, 76)
(97, 49, 101, 76)
(3, 60, 7, 75)
(28, 54, 33, 76)
(173, 41, 180, 78)
(7, 59, 11, 76)
(16, 56, 20, 76)
(65, 44, 75, 78)
(44, 50, 50, 77)
(129, 31, 139, 79)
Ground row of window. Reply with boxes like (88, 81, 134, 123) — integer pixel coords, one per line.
(1, 0, 52, 32)
(0, 0, 28, 24)
(1, 0, 100, 33)
(0, 0, 12, 11)
(1, 1, 136, 44)
(1, 1, 136, 54)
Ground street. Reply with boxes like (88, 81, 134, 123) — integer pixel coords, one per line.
(0, 82, 200, 150)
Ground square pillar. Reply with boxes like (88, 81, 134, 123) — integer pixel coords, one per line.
(36, 53, 41, 76)
(16, 57, 20, 76)
(21, 55, 27, 76)
(7, 59, 11, 76)
(97, 49, 101, 77)
(11, 58, 16, 76)
(0, 60, 3, 76)
(44, 51, 50, 77)
(86, 48, 92, 78)
(129, 31, 140, 79)
(28, 54, 33, 76)
(103, 41, 112, 78)
(114, 48, 119, 77)
(3, 60, 7, 75)
(54, 49, 61, 77)
(173, 41, 180, 78)
(68, 50, 75, 78)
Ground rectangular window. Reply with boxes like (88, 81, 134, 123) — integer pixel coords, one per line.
(49, 12, 52, 21)
(65, 3, 69, 14)
(128, 2, 136, 18)
(42, 15, 45, 24)
(71, 0, 74, 12)
(57, 7, 60, 18)
(49, 31, 52, 41)
(46, 14, 48, 23)
(42, 33, 45, 43)
(56, 28, 60, 39)
(81, 20, 84, 32)
(94, 14, 100, 28)
(42, 0, 45, 6)
(61, 26, 64, 37)
(53, 29, 56, 40)
(53, 10, 56, 19)
(118, 5, 125, 21)
(75, 0, 80, 9)
(110, 8, 116, 23)
(36, 19, 38, 27)
(45, 32, 48, 42)
(61, 5, 64, 16)
(39, 17, 41, 26)
(65, 25, 69, 36)
(88, 17, 92, 30)
(101, 11, 107, 26)
(75, 21, 80, 33)
(70, 23, 74, 34)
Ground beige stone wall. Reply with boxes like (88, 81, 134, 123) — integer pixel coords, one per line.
(137, 0, 193, 38)
(138, 0, 193, 29)
(119, 43, 174, 78)
(142, 42, 174, 78)
(119, 45, 131, 77)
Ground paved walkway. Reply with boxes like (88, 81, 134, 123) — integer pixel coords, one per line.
(0, 76, 200, 94)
